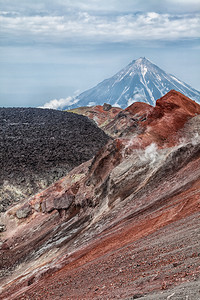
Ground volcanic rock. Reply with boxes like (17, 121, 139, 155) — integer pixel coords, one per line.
(15, 204, 32, 219)
(0, 91, 199, 299)
(103, 103, 112, 111)
(104, 90, 200, 146)
(0, 224, 6, 232)
(67, 104, 122, 128)
(0, 108, 110, 212)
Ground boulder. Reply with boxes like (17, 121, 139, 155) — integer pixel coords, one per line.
(103, 103, 112, 111)
(16, 204, 32, 219)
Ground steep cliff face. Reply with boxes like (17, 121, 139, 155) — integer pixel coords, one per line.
(0, 108, 110, 212)
(0, 91, 200, 299)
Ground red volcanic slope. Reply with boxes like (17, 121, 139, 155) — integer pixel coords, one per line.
(67, 104, 122, 127)
(105, 90, 200, 147)
(0, 90, 200, 300)
(140, 90, 200, 147)
(125, 101, 152, 115)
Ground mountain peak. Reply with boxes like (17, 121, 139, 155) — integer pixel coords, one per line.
(128, 57, 150, 68)
(134, 57, 148, 63)
(63, 59, 200, 110)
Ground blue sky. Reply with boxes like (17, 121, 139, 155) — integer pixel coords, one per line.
(0, 0, 200, 108)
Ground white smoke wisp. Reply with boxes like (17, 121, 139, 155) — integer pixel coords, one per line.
(39, 91, 80, 110)
(139, 143, 159, 164)
(191, 132, 200, 145)
(179, 130, 200, 146)
(122, 138, 159, 165)
(122, 136, 138, 158)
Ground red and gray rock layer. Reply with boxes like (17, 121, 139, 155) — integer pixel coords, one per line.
(0, 91, 200, 299)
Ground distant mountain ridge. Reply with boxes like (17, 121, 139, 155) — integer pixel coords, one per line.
(64, 57, 200, 109)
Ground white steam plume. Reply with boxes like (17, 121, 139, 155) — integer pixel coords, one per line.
(140, 143, 159, 164)
(39, 91, 80, 110)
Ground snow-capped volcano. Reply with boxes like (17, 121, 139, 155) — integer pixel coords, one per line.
(64, 57, 200, 109)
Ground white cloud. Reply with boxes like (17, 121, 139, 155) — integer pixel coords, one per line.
(127, 98, 135, 106)
(88, 102, 96, 106)
(1, 12, 200, 44)
(2, 0, 199, 14)
(112, 102, 121, 107)
(39, 95, 79, 110)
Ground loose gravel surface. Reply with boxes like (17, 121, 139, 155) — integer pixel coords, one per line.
(12, 212, 200, 300)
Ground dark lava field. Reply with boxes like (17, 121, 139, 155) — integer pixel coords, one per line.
(0, 108, 109, 211)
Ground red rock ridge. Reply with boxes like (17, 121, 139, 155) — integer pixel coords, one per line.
(67, 104, 122, 128)
(105, 90, 200, 148)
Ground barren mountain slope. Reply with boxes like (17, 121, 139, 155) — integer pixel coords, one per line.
(0, 91, 200, 299)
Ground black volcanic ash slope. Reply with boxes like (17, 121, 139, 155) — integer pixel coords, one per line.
(0, 108, 110, 212)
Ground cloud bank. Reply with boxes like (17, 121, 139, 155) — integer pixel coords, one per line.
(1, 11, 199, 45)
(0, 0, 200, 14)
